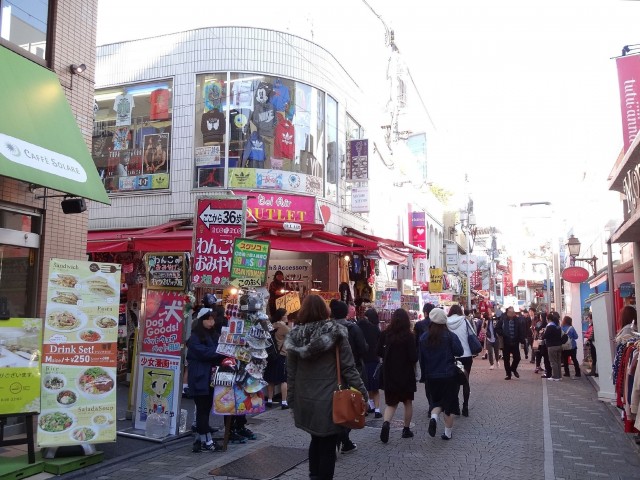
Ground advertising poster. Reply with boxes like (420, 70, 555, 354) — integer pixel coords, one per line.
(145, 253, 186, 291)
(351, 184, 370, 213)
(192, 197, 246, 287)
(0, 318, 42, 415)
(230, 238, 271, 288)
(39, 259, 120, 447)
(141, 290, 185, 356)
(134, 353, 181, 432)
(346, 139, 369, 181)
(410, 211, 427, 258)
(429, 268, 443, 293)
(195, 145, 221, 167)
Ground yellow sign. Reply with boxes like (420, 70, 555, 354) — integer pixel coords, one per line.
(429, 268, 443, 293)
(0, 318, 42, 414)
(229, 168, 257, 188)
(275, 292, 301, 314)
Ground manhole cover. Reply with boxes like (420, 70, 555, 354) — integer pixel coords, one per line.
(209, 446, 307, 479)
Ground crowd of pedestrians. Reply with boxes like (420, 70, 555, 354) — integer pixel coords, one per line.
(187, 292, 599, 480)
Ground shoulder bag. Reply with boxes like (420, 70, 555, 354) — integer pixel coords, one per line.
(332, 345, 366, 429)
(561, 327, 572, 351)
(448, 333, 467, 385)
(465, 319, 483, 355)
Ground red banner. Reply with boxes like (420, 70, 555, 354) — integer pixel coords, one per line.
(617, 54, 640, 153)
(141, 290, 186, 356)
(192, 197, 245, 287)
(409, 211, 427, 259)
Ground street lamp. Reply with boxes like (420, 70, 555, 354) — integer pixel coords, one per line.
(460, 209, 476, 311)
(532, 262, 551, 309)
(565, 235, 598, 275)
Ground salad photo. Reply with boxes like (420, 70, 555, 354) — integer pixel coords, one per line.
(70, 427, 96, 442)
(78, 367, 115, 395)
(38, 411, 75, 433)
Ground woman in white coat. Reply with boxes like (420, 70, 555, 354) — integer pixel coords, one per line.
(446, 304, 473, 417)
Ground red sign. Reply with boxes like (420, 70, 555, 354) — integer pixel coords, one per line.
(233, 190, 316, 223)
(192, 197, 245, 287)
(562, 266, 589, 283)
(409, 211, 427, 259)
(141, 290, 185, 356)
(617, 54, 640, 153)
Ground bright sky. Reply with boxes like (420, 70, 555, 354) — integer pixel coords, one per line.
(97, 0, 639, 235)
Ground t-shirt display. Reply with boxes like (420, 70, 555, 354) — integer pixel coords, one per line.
(254, 82, 273, 105)
(232, 80, 254, 109)
(270, 79, 290, 112)
(204, 79, 224, 112)
(149, 88, 171, 120)
(242, 132, 266, 162)
(229, 108, 252, 141)
(113, 127, 131, 151)
(201, 110, 226, 143)
(252, 102, 277, 138)
(113, 93, 135, 126)
(274, 114, 295, 160)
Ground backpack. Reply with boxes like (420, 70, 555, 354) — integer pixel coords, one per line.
(562, 327, 573, 351)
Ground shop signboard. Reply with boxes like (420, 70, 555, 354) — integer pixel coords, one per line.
(192, 196, 246, 287)
(0, 318, 42, 415)
(141, 290, 185, 356)
(616, 54, 640, 154)
(351, 184, 370, 213)
(429, 268, 443, 293)
(145, 252, 186, 291)
(133, 353, 181, 432)
(230, 239, 271, 288)
(346, 139, 369, 181)
(275, 292, 301, 314)
(40, 259, 120, 447)
(267, 259, 313, 295)
(409, 211, 427, 258)
(561, 266, 589, 284)
(233, 190, 316, 223)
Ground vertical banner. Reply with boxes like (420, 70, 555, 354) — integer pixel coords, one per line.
(346, 139, 369, 181)
(616, 54, 640, 153)
(0, 318, 42, 415)
(141, 290, 185, 356)
(192, 196, 246, 287)
(134, 353, 181, 432)
(40, 259, 120, 447)
(409, 211, 427, 258)
(429, 268, 443, 293)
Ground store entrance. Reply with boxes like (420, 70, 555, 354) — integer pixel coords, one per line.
(0, 244, 38, 319)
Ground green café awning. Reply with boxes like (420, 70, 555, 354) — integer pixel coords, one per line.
(0, 48, 110, 204)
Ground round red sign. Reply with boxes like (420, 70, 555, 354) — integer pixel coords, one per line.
(562, 266, 589, 283)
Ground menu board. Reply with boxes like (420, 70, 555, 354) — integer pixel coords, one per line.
(145, 253, 186, 291)
(39, 259, 120, 447)
(0, 318, 42, 415)
(230, 238, 270, 288)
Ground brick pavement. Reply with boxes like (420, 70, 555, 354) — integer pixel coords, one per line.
(60, 355, 640, 480)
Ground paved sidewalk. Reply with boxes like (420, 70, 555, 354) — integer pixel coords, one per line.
(60, 356, 640, 480)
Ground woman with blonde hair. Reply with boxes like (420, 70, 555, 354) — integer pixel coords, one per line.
(285, 295, 367, 480)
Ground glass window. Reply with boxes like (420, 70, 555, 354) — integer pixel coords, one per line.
(0, 0, 50, 61)
(93, 80, 173, 193)
(326, 96, 338, 203)
(194, 73, 326, 197)
(0, 245, 37, 318)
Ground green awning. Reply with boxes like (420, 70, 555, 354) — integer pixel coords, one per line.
(0, 48, 110, 204)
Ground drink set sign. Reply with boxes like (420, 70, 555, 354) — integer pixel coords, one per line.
(230, 239, 271, 288)
(192, 197, 246, 287)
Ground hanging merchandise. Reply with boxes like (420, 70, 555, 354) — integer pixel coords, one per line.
(212, 290, 268, 416)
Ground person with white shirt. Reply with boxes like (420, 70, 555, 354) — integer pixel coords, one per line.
(446, 304, 473, 417)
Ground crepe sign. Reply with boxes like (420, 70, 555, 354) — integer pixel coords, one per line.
(275, 291, 301, 314)
(39, 259, 120, 447)
(0, 318, 42, 415)
(145, 253, 186, 291)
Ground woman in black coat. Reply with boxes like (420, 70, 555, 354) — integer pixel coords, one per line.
(376, 308, 418, 443)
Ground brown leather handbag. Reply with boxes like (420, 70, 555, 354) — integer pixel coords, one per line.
(332, 345, 366, 429)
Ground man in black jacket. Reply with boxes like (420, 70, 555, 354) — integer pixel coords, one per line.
(496, 306, 526, 380)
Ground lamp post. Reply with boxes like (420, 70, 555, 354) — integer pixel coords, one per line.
(532, 262, 551, 310)
(460, 209, 476, 311)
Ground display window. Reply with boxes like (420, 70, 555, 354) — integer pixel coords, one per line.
(326, 96, 338, 203)
(193, 73, 326, 197)
(0, 0, 52, 63)
(93, 80, 173, 194)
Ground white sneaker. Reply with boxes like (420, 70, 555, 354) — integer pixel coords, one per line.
(490, 365, 495, 370)
(496, 362, 500, 367)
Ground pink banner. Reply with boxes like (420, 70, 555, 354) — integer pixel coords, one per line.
(141, 290, 186, 356)
(409, 211, 427, 259)
(192, 197, 245, 287)
(617, 54, 640, 153)
(233, 190, 316, 223)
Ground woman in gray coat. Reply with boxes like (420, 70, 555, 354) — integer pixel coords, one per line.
(286, 294, 367, 480)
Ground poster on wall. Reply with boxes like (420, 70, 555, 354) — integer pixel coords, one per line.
(346, 139, 369, 181)
(410, 211, 427, 258)
(0, 318, 42, 415)
(134, 353, 181, 432)
(145, 253, 186, 291)
(141, 290, 185, 357)
(39, 259, 120, 447)
(351, 184, 370, 213)
(192, 196, 246, 287)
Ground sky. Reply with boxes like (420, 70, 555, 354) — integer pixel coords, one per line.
(96, 0, 639, 239)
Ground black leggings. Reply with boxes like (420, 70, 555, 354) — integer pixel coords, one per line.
(458, 356, 473, 407)
(536, 344, 552, 374)
(309, 434, 338, 479)
(194, 392, 213, 435)
(562, 348, 581, 376)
